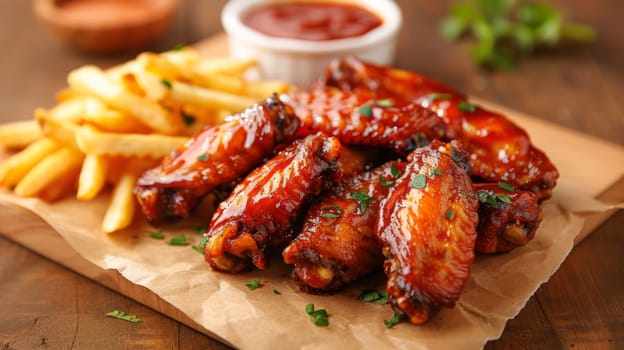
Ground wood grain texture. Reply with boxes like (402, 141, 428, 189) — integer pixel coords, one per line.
(0, 0, 622, 349)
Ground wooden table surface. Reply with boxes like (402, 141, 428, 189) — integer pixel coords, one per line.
(1, 0, 622, 349)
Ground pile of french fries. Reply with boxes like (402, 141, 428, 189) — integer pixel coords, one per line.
(0, 48, 291, 233)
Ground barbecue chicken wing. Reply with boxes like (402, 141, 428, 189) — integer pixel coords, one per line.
(134, 95, 300, 223)
(204, 133, 341, 273)
(283, 161, 406, 292)
(473, 182, 542, 254)
(376, 141, 479, 324)
(317, 57, 559, 199)
(281, 87, 445, 155)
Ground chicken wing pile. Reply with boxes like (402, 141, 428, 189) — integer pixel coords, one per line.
(135, 57, 558, 325)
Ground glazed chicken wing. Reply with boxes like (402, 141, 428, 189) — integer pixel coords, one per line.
(204, 132, 341, 273)
(281, 87, 445, 155)
(376, 141, 479, 324)
(317, 57, 559, 199)
(473, 182, 542, 254)
(134, 95, 300, 223)
(283, 161, 406, 292)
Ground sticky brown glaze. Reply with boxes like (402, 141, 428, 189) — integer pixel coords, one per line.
(134, 95, 300, 223)
(283, 161, 406, 293)
(317, 57, 559, 200)
(329, 145, 380, 188)
(376, 141, 479, 324)
(281, 87, 445, 155)
(204, 133, 341, 273)
(473, 182, 542, 254)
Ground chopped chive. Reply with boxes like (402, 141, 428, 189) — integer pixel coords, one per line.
(197, 153, 210, 162)
(429, 167, 442, 176)
(379, 175, 394, 188)
(320, 205, 342, 219)
(172, 43, 186, 51)
(193, 226, 207, 235)
(273, 289, 282, 295)
(105, 310, 141, 323)
(425, 92, 452, 101)
(182, 112, 196, 126)
(357, 289, 389, 305)
(200, 235, 210, 247)
(350, 189, 374, 214)
(168, 235, 188, 246)
(245, 280, 261, 290)
(497, 193, 512, 204)
(192, 245, 204, 254)
(390, 163, 402, 179)
(305, 304, 329, 327)
(375, 99, 394, 107)
(458, 101, 476, 112)
(410, 174, 427, 189)
(384, 312, 402, 328)
(498, 181, 515, 192)
(161, 79, 173, 88)
(145, 230, 164, 239)
(445, 209, 455, 220)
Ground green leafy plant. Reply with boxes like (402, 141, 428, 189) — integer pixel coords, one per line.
(440, 0, 596, 70)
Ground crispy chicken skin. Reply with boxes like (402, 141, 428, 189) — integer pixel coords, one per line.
(134, 95, 300, 223)
(317, 57, 559, 200)
(204, 133, 341, 273)
(473, 183, 542, 254)
(283, 161, 406, 292)
(281, 87, 445, 155)
(376, 141, 479, 324)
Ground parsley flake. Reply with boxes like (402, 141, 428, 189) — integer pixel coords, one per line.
(384, 312, 402, 328)
(445, 209, 456, 220)
(145, 230, 164, 239)
(168, 235, 188, 246)
(379, 175, 395, 188)
(358, 104, 373, 117)
(357, 289, 389, 305)
(429, 167, 442, 176)
(477, 190, 512, 209)
(410, 174, 427, 189)
(200, 235, 210, 246)
(375, 99, 394, 107)
(245, 280, 261, 290)
(161, 79, 172, 89)
(197, 153, 210, 162)
(273, 289, 282, 295)
(390, 163, 402, 179)
(498, 181, 516, 192)
(305, 304, 329, 327)
(458, 101, 476, 112)
(425, 92, 453, 101)
(350, 189, 374, 214)
(192, 245, 204, 254)
(105, 310, 141, 323)
(320, 205, 342, 219)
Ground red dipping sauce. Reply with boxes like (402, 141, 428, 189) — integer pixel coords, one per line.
(242, 2, 383, 41)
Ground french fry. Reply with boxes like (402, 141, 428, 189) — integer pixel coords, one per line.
(67, 65, 183, 135)
(76, 126, 187, 158)
(47, 98, 85, 123)
(39, 166, 80, 202)
(14, 147, 84, 197)
(82, 98, 151, 133)
(0, 120, 43, 149)
(170, 81, 258, 112)
(194, 56, 256, 76)
(0, 138, 60, 187)
(77, 154, 109, 200)
(36, 109, 80, 149)
(195, 72, 290, 99)
(102, 172, 138, 233)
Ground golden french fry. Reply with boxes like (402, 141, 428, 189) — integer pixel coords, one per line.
(82, 98, 150, 133)
(36, 109, 80, 149)
(130, 68, 169, 101)
(68, 65, 183, 135)
(56, 88, 84, 102)
(196, 72, 290, 99)
(102, 171, 138, 233)
(170, 81, 258, 113)
(77, 154, 109, 200)
(39, 166, 80, 202)
(194, 56, 257, 76)
(76, 126, 187, 158)
(47, 98, 85, 123)
(0, 120, 43, 149)
(14, 147, 84, 197)
(0, 138, 60, 187)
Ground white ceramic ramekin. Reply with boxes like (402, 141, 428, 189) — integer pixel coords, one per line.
(221, 0, 402, 87)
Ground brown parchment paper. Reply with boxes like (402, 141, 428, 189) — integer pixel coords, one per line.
(0, 171, 615, 349)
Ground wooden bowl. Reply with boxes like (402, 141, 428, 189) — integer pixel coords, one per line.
(34, 0, 178, 54)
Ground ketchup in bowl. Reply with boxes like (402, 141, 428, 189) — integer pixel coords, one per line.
(242, 2, 382, 41)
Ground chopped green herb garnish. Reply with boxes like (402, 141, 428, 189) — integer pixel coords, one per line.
(379, 175, 394, 188)
(168, 235, 188, 246)
(305, 304, 329, 327)
(105, 310, 141, 323)
(410, 174, 427, 189)
(182, 112, 196, 126)
(424, 92, 453, 101)
(200, 235, 210, 247)
(145, 230, 164, 239)
(390, 163, 402, 179)
(458, 101, 476, 112)
(320, 205, 342, 219)
(477, 190, 512, 209)
(245, 280, 261, 290)
(193, 226, 207, 235)
(161, 79, 172, 88)
(197, 153, 210, 162)
(172, 43, 186, 51)
(358, 104, 373, 117)
(357, 289, 389, 305)
(429, 167, 442, 176)
(192, 245, 204, 254)
(497, 193, 512, 204)
(350, 189, 374, 214)
(445, 209, 456, 220)
(384, 312, 402, 328)
(498, 181, 515, 192)
(375, 99, 394, 107)
(273, 289, 282, 295)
